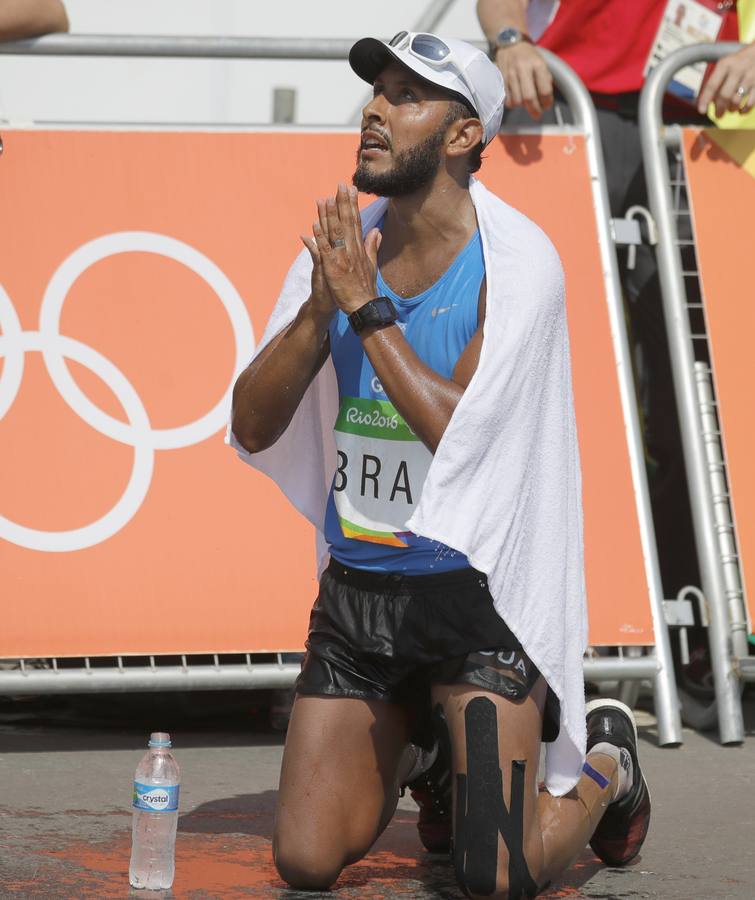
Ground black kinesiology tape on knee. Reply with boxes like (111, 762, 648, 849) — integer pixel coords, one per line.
(454, 696, 537, 899)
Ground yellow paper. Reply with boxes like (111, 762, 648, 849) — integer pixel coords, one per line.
(703, 127, 755, 176)
(709, 0, 755, 129)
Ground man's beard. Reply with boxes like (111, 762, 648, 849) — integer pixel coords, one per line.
(352, 125, 446, 197)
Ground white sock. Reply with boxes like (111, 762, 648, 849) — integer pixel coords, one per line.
(402, 741, 438, 785)
(587, 742, 633, 802)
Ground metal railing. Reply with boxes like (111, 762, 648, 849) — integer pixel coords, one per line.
(0, 653, 301, 694)
(640, 42, 750, 745)
(0, 0, 458, 63)
(536, 48, 683, 746)
(0, 651, 663, 695)
(0, 34, 683, 747)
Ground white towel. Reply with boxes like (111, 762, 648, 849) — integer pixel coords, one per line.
(229, 177, 587, 796)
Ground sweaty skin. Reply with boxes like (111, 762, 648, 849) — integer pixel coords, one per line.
(309, 182, 486, 454)
(231, 63, 487, 455)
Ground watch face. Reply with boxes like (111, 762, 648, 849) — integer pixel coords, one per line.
(373, 298, 395, 318)
(497, 28, 522, 46)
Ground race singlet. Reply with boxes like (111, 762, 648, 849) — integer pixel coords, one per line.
(322, 226, 485, 573)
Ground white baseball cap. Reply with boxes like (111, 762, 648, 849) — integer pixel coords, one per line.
(349, 31, 505, 147)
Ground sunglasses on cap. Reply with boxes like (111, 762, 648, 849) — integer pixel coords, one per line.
(388, 31, 482, 121)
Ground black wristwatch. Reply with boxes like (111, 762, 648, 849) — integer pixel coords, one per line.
(348, 296, 398, 335)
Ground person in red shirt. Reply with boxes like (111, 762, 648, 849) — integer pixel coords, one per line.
(478, 0, 751, 118)
(478, 0, 753, 687)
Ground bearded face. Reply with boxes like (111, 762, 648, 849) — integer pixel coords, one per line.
(352, 120, 448, 197)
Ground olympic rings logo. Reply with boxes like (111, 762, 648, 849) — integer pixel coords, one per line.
(0, 232, 255, 553)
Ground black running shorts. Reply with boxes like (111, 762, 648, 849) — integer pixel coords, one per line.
(296, 559, 560, 744)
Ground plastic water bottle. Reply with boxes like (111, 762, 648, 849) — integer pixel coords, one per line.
(129, 732, 180, 890)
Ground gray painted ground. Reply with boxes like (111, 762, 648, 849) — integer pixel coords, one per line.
(0, 691, 753, 898)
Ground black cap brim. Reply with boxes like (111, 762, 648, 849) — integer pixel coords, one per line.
(349, 38, 399, 85)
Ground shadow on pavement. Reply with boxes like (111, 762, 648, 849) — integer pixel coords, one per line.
(179, 789, 279, 838)
(686, 684, 755, 746)
(0, 690, 286, 752)
(178, 789, 607, 899)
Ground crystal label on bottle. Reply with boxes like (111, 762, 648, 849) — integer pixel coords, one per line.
(133, 781, 179, 811)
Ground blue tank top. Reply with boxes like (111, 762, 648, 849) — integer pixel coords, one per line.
(323, 228, 484, 574)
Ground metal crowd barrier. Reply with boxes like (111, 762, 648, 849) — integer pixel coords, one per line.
(0, 654, 301, 693)
(640, 42, 751, 745)
(0, 34, 683, 748)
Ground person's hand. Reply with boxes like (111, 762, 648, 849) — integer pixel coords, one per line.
(495, 42, 553, 119)
(311, 183, 381, 316)
(697, 42, 755, 117)
(300, 201, 337, 318)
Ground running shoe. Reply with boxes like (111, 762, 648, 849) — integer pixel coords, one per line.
(405, 743, 453, 854)
(586, 698, 651, 866)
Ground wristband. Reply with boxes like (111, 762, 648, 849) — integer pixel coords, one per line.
(348, 297, 398, 335)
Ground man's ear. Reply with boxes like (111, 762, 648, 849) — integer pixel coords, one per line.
(445, 117, 484, 160)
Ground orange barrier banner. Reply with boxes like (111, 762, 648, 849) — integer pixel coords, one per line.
(0, 129, 652, 657)
(682, 127, 755, 629)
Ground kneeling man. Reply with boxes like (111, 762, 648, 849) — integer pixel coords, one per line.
(230, 30, 650, 899)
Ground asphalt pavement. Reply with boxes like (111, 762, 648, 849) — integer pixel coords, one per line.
(0, 689, 753, 899)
